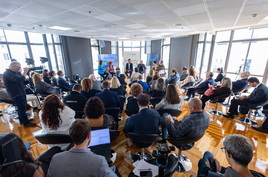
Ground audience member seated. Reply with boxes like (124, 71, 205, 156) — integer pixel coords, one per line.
(125, 83, 143, 116)
(117, 74, 127, 86)
(136, 74, 149, 92)
(137, 60, 146, 74)
(33, 73, 59, 96)
(0, 133, 44, 177)
(130, 67, 140, 83)
(179, 66, 188, 81)
(96, 81, 121, 108)
(185, 72, 215, 100)
(125, 59, 133, 78)
(84, 97, 117, 130)
(110, 77, 127, 96)
(108, 61, 116, 77)
(57, 70, 73, 90)
(81, 78, 100, 100)
(166, 68, 179, 86)
(195, 134, 265, 177)
(39, 94, 75, 150)
(42, 69, 51, 85)
(89, 74, 102, 91)
(49, 71, 57, 86)
(178, 68, 196, 89)
(151, 78, 165, 97)
(223, 77, 268, 119)
(232, 71, 250, 92)
(98, 60, 109, 81)
(156, 60, 165, 77)
(163, 98, 210, 140)
(47, 119, 119, 177)
(200, 77, 232, 109)
(146, 69, 153, 85)
(124, 93, 160, 147)
(214, 67, 225, 83)
(252, 110, 268, 133)
(149, 71, 160, 90)
(155, 84, 182, 110)
(151, 61, 157, 71)
(63, 84, 87, 113)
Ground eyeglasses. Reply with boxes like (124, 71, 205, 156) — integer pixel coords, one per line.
(221, 147, 226, 153)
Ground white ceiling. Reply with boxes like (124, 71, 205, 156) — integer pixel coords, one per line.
(1, 0, 268, 41)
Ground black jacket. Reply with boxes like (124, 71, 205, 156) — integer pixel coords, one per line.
(244, 83, 268, 108)
(81, 89, 100, 100)
(150, 90, 165, 97)
(43, 75, 51, 85)
(117, 76, 127, 86)
(96, 89, 121, 108)
(110, 86, 127, 96)
(214, 73, 225, 82)
(232, 78, 248, 92)
(63, 91, 87, 111)
(125, 96, 139, 116)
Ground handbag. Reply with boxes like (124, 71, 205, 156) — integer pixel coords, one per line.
(204, 88, 214, 96)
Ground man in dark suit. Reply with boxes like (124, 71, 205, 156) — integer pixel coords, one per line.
(232, 71, 250, 92)
(123, 93, 160, 147)
(224, 77, 268, 119)
(136, 74, 149, 92)
(96, 81, 121, 108)
(185, 72, 215, 100)
(117, 74, 127, 86)
(125, 59, 133, 78)
(57, 70, 73, 90)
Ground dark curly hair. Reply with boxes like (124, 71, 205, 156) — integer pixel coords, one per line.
(131, 83, 143, 97)
(84, 97, 105, 119)
(41, 94, 64, 130)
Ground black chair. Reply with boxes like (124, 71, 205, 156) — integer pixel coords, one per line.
(181, 81, 195, 89)
(157, 109, 182, 117)
(74, 110, 84, 119)
(35, 134, 73, 150)
(58, 85, 71, 92)
(119, 95, 126, 111)
(110, 130, 120, 142)
(105, 107, 121, 124)
(208, 93, 231, 115)
(126, 132, 160, 166)
(222, 89, 246, 107)
(167, 133, 204, 172)
(150, 97, 163, 108)
(238, 100, 268, 125)
(195, 89, 206, 99)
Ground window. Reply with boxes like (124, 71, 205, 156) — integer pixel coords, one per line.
(0, 44, 10, 73)
(0, 30, 5, 42)
(9, 45, 29, 67)
(91, 46, 99, 71)
(199, 33, 205, 41)
(123, 41, 131, 47)
(28, 32, 44, 43)
(252, 28, 268, 39)
(31, 45, 48, 68)
(162, 45, 170, 74)
(216, 31, 231, 42)
(5, 30, 26, 43)
(211, 43, 228, 73)
(55, 45, 65, 73)
(233, 29, 253, 40)
(53, 35, 61, 43)
(163, 38, 170, 45)
(195, 43, 203, 77)
(200, 43, 211, 79)
(46, 34, 52, 43)
(48, 45, 57, 71)
(132, 41, 140, 47)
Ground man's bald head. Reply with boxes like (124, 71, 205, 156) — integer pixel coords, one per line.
(188, 98, 203, 112)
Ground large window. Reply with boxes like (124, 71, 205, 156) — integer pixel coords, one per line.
(91, 39, 99, 76)
(162, 38, 170, 75)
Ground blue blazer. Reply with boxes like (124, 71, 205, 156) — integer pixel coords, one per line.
(136, 81, 149, 92)
(232, 78, 248, 92)
(57, 77, 70, 88)
(197, 78, 214, 90)
(96, 89, 121, 108)
(125, 63, 133, 72)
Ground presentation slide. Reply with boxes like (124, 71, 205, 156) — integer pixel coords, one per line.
(146, 53, 158, 66)
(88, 128, 110, 147)
(98, 54, 118, 67)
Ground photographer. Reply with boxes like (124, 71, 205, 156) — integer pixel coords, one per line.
(3, 62, 36, 127)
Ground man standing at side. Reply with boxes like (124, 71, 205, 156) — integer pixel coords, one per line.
(125, 59, 133, 78)
(3, 62, 36, 127)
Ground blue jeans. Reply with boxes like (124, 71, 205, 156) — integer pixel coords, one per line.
(197, 151, 214, 176)
(12, 95, 30, 125)
(160, 113, 170, 139)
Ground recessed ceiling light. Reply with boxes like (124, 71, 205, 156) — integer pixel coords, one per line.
(174, 24, 182, 27)
(251, 14, 257, 18)
(48, 26, 71, 31)
(105, 24, 115, 27)
(74, 30, 80, 32)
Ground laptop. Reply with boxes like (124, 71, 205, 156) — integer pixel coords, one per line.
(87, 128, 111, 162)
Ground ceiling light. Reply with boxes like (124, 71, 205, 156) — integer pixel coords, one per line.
(251, 14, 257, 18)
(105, 24, 115, 27)
(74, 30, 80, 32)
(48, 26, 71, 31)
(174, 23, 182, 27)
(7, 24, 12, 27)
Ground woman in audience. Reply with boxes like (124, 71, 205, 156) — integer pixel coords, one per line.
(125, 83, 143, 116)
(81, 78, 99, 100)
(200, 77, 232, 109)
(146, 69, 153, 84)
(49, 71, 57, 86)
(130, 67, 140, 82)
(42, 69, 51, 85)
(89, 74, 102, 90)
(214, 67, 225, 83)
(108, 61, 115, 77)
(179, 68, 196, 89)
(33, 73, 60, 96)
(39, 94, 75, 150)
(84, 97, 117, 130)
(155, 84, 183, 110)
(98, 60, 108, 80)
(151, 78, 165, 97)
(110, 76, 127, 96)
(0, 133, 44, 177)
(149, 71, 160, 90)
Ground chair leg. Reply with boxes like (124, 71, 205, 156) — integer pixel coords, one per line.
(239, 109, 258, 125)
(208, 102, 223, 115)
(131, 148, 153, 167)
(173, 148, 192, 172)
(222, 96, 231, 107)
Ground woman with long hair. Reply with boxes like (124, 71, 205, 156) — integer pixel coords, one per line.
(180, 68, 196, 89)
(42, 69, 51, 85)
(149, 71, 160, 90)
(110, 76, 127, 96)
(39, 94, 75, 150)
(81, 78, 99, 99)
(33, 73, 59, 96)
(155, 84, 182, 110)
(151, 78, 165, 97)
(146, 69, 154, 84)
(215, 67, 225, 83)
(98, 60, 108, 80)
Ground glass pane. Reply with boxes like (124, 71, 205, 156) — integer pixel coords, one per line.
(252, 28, 268, 39)
(55, 45, 65, 73)
(111, 41, 117, 46)
(216, 31, 231, 42)
(9, 45, 29, 68)
(46, 34, 52, 43)
(123, 41, 131, 47)
(0, 30, 6, 42)
(163, 38, 170, 45)
(118, 48, 123, 73)
(211, 43, 228, 74)
(28, 32, 43, 43)
(53, 35, 61, 43)
(227, 42, 249, 73)
(141, 41, 145, 46)
(124, 48, 131, 52)
(91, 39, 98, 46)
(233, 28, 252, 40)
(141, 47, 147, 64)
(5, 30, 26, 43)
(48, 45, 57, 71)
(200, 43, 211, 79)
(0, 44, 11, 74)
(118, 41, 122, 47)
(132, 41, 140, 47)
(31, 45, 48, 69)
(146, 41, 151, 54)
(195, 43, 203, 77)
(226, 73, 241, 81)
(91, 47, 99, 70)
(162, 45, 170, 72)
(132, 48, 140, 52)
(199, 33, 205, 41)
(246, 41, 268, 75)
(206, 34, 213, 42)
(111, 46, 117, 54)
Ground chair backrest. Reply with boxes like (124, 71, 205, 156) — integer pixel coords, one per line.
(110, 130, 120, 141)
(150, 97, 163, 106)
(210, 93, 231, 102)
(74, 111, 84, 119)
(157, 109, 182, 117)
(167, 133, 204, 148)
(127, 132, 160, 144)
(105, 107, 120, 116)
(35, 134, 73, 144)
(59, 85, 71, 92)
(119, 95, 126, 105)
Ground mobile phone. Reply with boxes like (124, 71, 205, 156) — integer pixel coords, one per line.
(140, 171, 152, 177)
(24, 142, 30, 151)
(208, 157, 217, 172)
(167, 114, 174, 123)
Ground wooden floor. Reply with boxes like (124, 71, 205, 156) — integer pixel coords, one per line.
(0, 82, 267, 177)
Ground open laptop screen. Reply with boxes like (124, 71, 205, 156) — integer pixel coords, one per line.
(88, 128, 110, 147)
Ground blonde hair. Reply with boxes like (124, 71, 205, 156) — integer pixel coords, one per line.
(221, 77, 232, 90)
(81, 78, 92, 92)
(155, 78, 165, 92)
(33, 73, 42, 84)
(110, 77, 121, 89)
(149, 69, 154, 77)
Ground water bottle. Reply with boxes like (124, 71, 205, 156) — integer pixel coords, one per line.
(127, 151, 131, 159)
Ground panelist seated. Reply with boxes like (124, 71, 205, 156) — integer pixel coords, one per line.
(57, 70, 73, 90)
(33, 73, 60, 96)
(151, 78, 166, 97)
(135, 74, 149, 92)
(96, 81, 121, 109)
(232, 71, 250, 92)
(195, 134, 265, 177)
(200, 77, 232, 109)
(81, 78, 100, 100)
(47, 119, 119, 177)
(125, 83, 143, 116)
(89, 74, 102, 91)
(137, 60, 146, 74)
(123, 93, 160, 147)
(155, 84, 182, 110)
(39, 94, 75, 150)
(110, 77, 127, 96)
(108, 61, 116, 77)
(125, 59, 133, 78)
(84, 97, 117, 130)
(224, 77, 268, 119)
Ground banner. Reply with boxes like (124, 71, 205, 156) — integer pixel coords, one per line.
(98, 54, 118, 67)
(146, 53, 158, 66)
